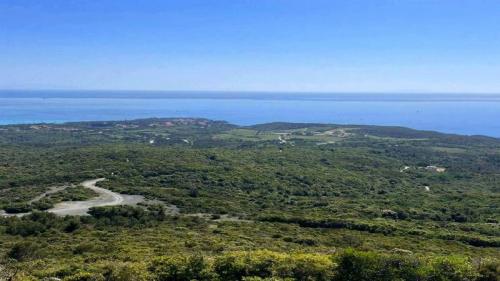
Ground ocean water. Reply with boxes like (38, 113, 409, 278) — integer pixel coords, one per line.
(1, 91, 500, 138)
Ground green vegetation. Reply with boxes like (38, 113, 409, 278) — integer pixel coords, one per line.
(0, 118, 498, 280)
(1, 185, 98, 214)
(1, 248, 498, 281)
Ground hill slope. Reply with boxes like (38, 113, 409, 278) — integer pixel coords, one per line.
(0, 118, 498, 280)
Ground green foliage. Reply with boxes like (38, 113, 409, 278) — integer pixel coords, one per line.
(332, 249, 488, 281)
(149, 255, 214, 281)
(4, 211, 69, 236)
(150, 251, 334, 281)
(1, 118, 499, 279)
(51, 251, 500, 281)
(424, 256, 478, 281)
(62, 272, 105, 281)
(7, 241, 42, 261)
(4, 203, 32, 214)
(336, 249, 427, 281)
(477, 259, 500, 281)
(88, 205, 166, 227)
(102, 262, 150, 281)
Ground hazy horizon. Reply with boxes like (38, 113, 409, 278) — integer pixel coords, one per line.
(2, 89, 500, 99)
(2, 89, 500, 94)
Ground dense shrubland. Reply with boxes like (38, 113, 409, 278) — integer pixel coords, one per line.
(0, 119, 499, 279)
(1, 249, 498, 280)
(2, 205, 167, 236)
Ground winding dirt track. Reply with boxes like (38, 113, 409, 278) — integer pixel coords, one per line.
(0, 178, 144, 217)
(47, 178, 144, 216)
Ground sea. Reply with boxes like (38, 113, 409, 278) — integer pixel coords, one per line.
(1, 90, 500, 138)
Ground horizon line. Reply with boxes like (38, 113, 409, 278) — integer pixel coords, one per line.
(2, 89, 500, 95)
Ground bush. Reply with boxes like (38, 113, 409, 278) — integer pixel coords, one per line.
(334, 249, 486, 281)
(276, 253, 334, 281)
(242, 276, 293, 281)
(89, 205, 166, 227)
(102, 262, 150, 281)
(5, 220, 47, 236)
(9, 250, 495, 281)
(425, 256, 478, 281)
(148, 251, 335, 281)
(5, 211, 61, 236)
(63, 272, 105, 281)
(64, 218, 81, 233)
(213, 251, 334, 281)
(3, 203, 32, 214)
(31, 199, 54, 210)
(7, 241, 41, 261)
(334, 249, 421, 281)
(213, 253, 248, 280)
(149, 255, 214, 281)
(477, 259, 500, 281)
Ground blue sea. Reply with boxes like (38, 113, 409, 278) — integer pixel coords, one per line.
(1, 90, 500, 138)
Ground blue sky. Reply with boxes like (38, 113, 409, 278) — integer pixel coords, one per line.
(1, 0, 500, 93)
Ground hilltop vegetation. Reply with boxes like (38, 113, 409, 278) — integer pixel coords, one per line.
(0, 118, 498, 280)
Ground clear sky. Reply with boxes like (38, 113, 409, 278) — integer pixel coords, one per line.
(1, 0, 500, 93)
